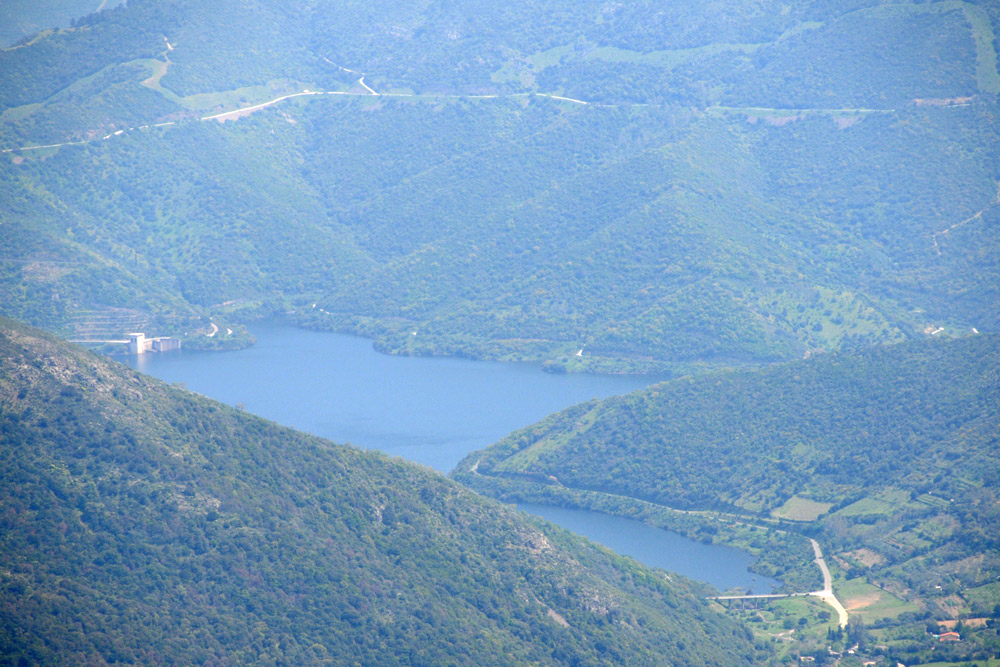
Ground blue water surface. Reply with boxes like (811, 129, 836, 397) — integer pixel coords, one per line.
(128, 320, 657, 471)
(518, 503, 777, 593)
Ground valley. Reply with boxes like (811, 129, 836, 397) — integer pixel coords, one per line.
(2, 1, 998, 664)
(0, 317, 763, 665)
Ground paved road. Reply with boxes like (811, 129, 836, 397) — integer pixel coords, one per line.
(201, 91, 325, 122)
(809, 538, 849, 627)
(3, 77, 916, 155)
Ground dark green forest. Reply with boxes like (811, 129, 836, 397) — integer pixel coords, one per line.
(0, 317, 763, 665)
(457, 334, 999, 513)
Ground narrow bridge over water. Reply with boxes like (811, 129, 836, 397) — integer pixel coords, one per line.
(708, 593, 809, 601)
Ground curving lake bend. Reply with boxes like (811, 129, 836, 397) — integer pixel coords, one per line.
(127, 321, 777, 592)
(128, 321, 658, 471)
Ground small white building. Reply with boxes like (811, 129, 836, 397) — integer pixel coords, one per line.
(127, 332, 146, 355)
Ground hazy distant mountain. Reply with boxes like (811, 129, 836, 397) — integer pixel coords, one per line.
(1, 0, 997, 371)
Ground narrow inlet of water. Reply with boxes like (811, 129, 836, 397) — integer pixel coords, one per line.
(518, 503, 777, 593)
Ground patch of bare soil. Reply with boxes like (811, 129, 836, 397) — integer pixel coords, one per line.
(835, 116, 861, 129)
(845, 592, 881, 612)
(22, 261, 69, 283)
(845, 548, 886, 568)
(939, 618, 988, 630)
(546, 608, 570, 628)
(936, 595, 967, 619)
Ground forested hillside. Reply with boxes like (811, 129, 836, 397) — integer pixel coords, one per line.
(0, 316, 762, 665)
(454, 334, 1000, 663)
(458, 334, 999, 514)
(0, 0, 125, 47)
(2, 0, 998, 370)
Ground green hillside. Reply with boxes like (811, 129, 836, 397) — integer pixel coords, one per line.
(0, 0, 126, 48)
(454, 334, 1000, 663)
(2, 0, 998, 370)
(0, 316, 762, 665)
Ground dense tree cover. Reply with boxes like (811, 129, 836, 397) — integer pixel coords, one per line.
(0, 3, 166, 110)
(0, 0, 125, 47)
(454, 334, 1000, 611)
(3, 0, 994, 107)
(3, 98, 997, 368)
(1, 0, 998, 369)
(457, 333, 999, 508)
(0, 317, 763, 665)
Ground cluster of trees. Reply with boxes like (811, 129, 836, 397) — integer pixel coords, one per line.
(6, 94, 996, 367)
(0, 2, 164, 110)
(463, 334, 999, 510)
(537, 5, 982, 108)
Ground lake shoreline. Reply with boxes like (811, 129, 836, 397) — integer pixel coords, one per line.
(127, 320, 781, 593)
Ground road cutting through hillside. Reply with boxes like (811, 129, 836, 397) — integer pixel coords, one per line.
(0, 67, 971, 156)
(201, 91, 326, 122)
(931, 180, 1000, 254)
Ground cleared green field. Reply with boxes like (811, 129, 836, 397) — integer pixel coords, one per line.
(836, 577, 919, 621)
(835, 488, 914, 517)
(957, 1, 1000, 93)
(964, 581, 1000, 609)
(912, 659, 1000, 667)
(772, 496, 833, 521)
(736, 595, 838, 648)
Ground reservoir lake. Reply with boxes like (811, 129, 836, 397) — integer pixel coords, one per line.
(128, 321, 778, 593)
